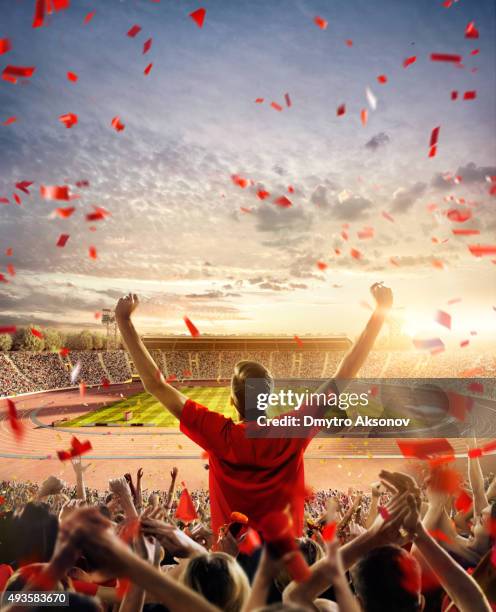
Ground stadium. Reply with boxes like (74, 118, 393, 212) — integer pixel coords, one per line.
(2, 335, 496, 492)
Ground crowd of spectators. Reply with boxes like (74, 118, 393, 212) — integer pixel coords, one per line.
(1, 348, 495, 398)
(0, 445, 495, 611)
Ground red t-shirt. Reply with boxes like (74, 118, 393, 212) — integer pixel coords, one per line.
(180, 399, 312, 536)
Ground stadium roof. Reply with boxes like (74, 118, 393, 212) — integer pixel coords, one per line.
(142, 336, 352, 351)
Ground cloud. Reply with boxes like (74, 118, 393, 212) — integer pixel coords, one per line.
(253, 203, 312, 233)
(391, 182, 427, 213)
(185, 290, 241, 299)
(456, 162, 496, 184)
(365, 132, 390, 151)
(333, 195, 373, 221)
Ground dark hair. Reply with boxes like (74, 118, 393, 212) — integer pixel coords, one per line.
(352, 545, 422, 612)
(11, 503, 58, 567)
(231, 360, 273, 419)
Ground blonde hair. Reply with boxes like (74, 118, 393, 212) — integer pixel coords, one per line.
(181, 552, 249, 612)
(231, 360, 273, 419)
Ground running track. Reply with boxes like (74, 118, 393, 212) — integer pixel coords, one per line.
(1, 383, 495, 491)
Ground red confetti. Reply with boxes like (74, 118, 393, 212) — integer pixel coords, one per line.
(451, 91, 458, 100)
(316, 261, 328, 271)
(430, 53, 462, 63)
(88, 246, 97, 260)
(143, 38, 152, 54)
(144, 63, 153, 75)
(7, 264, 15, 276)
(101, 378, 110, 388)
(403, 56, 417, 68)
(360, 109, 368, 126)
(257, 189, 270, 200)
(463, 90, 476, 100)
(56, 234, 69, 247)
(13, 193, 21, 206)
(6, 247, 13, 256)
(314, 16, 328, 30)
(288, 185, 294, 193)
(254, 98, 264, 104)
(41, 185, 70, 201)
(6, 398, 24, 441)
(86, 206, 110, 222)
(231, 174, 248, 188)
(2, 116, 17, 126)
(79, 381, 86, 397)
(378, 506, 391, 520)
(111, 116, 125, 132)
(470, 49, 479, 56)
(396, 438, 454, 460)
(189, 8, 206, 28)
(127, 24, 142, 38)
(430, 126, 440, 147)
(32, 0, 45, 28)
(59, 113, 78, 128)
(465, 22, 479, 39)
(67, 71, 78, 82)
(271, 102, 283, 111)
(0, 198, 9, 204)
(452, 228, 479, 236)
(184, 316, 200, 337)
(284, 93, 292, 107)
(357, 227, 374, 240)
(274, 195, 292, 208)
(0, 326, 16, 334)
(429, 529, 452, 544)
(336, 104, 346, 116)
(0, 39, 11, 55)
(16, 181, 32, 195)
(435, 309, 451, 330)
(57, 436, 92, 461)
(322, 522, 337, 541)
(84, 11, 95, 24)
(377, 74, 388, 84)
(468, 244, 496, 257)
(59, 347, 69, 356)
(30, 328, 43, 339)
(240, 207, 253, 214)
(455, 490, 473, 513)
(294, 335, 303, 348)
(345, 39, 353, 46)
(2, 65, 35, 79)
(55, 206, 75, 218)
(350, 248, 362, 260)
(175, 486, 198, 522)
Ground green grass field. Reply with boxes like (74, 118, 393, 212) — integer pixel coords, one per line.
(66, 387, 235, 427)
(65, 385, 390, 428)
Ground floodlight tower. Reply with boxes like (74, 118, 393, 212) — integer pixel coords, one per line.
(101, 308, 115, 350)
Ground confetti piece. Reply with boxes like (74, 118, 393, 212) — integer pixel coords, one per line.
(2, 65, 35, 79)
(350, 248, 362, 260)
(293, 335, 303, 348)
(403, 56, 417, 68)
(231, 174, 248, 188)
(360, 108, 368, 126)
(111, 116, 125, 132)
(397, 438, 453, 460)
(238, 527, 261, 555)
(0, 39, 11, 55)
(435, 309, 451, 330)
(41, 185, 70, 200)
(432, 259, 444, 269)
(378, 506, 390, 520)
(451, 91, 458, 100)
(184, 316, 200, 337)
(55, 206, 75, 218)
(59, 113, 78, 128)
(430, 126, 440, 147)
(144, 63, 153, 75)
(455, 490, 473, 512)
(56, 234, 70, 248)
(468, 244, 496, 257)
(463, 90, 476, 100)
(79, 381, 86, 397)
(345, 39, 353, 47)
(240, 207, 253, 214)
(377, 75, 387, 84)
(15, 181, 33, 194)
(127, 24, 142, 38)
(382, 211, 394, 222)
(465, 21, 479, 39)
(429, 529, 452, 544)
(357, 227, 374, 240)
(284, 93, 292, 107)
(452, 228, 479, 236)
(337, 104, 346, 116)
(254, 98, 264, 104)
(88, 246, 97, 259)
(274, 195, 292, 208)
(189, 8, 206, 28)
(365, 87, 377, 110)
(0, 197, 10, 204)
(13, 193, 21, 206)
(86, 206, 110, 222)
(288, 185, 294, 193)
(316, 261, 328, 271)
(143, 38, 152, 54)
(430, 53, 462, 63)
(0, 326, 16, 334)
(314, 16, 328, 30)
(67, 71, 78, 82)
(413, 337, 444, 351)
(175, 486, 198, 522)
(57, 436, 92, 461)
(84, 11, 95, 24)
(2, 116, 17, 126)
(257, 189, 270, 200)
(59, 347, 69, 356)
(6, 398, 24, 441)
(30, 327, 43, 339)
(271, 102, 283, 111)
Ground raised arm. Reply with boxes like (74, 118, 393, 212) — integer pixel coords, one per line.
(333, 283, 392, 380)
(467, 437, 489, 516)
(115, 294, 187, 419)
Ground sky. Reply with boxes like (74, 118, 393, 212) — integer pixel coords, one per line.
(0, 0, 495, 345)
